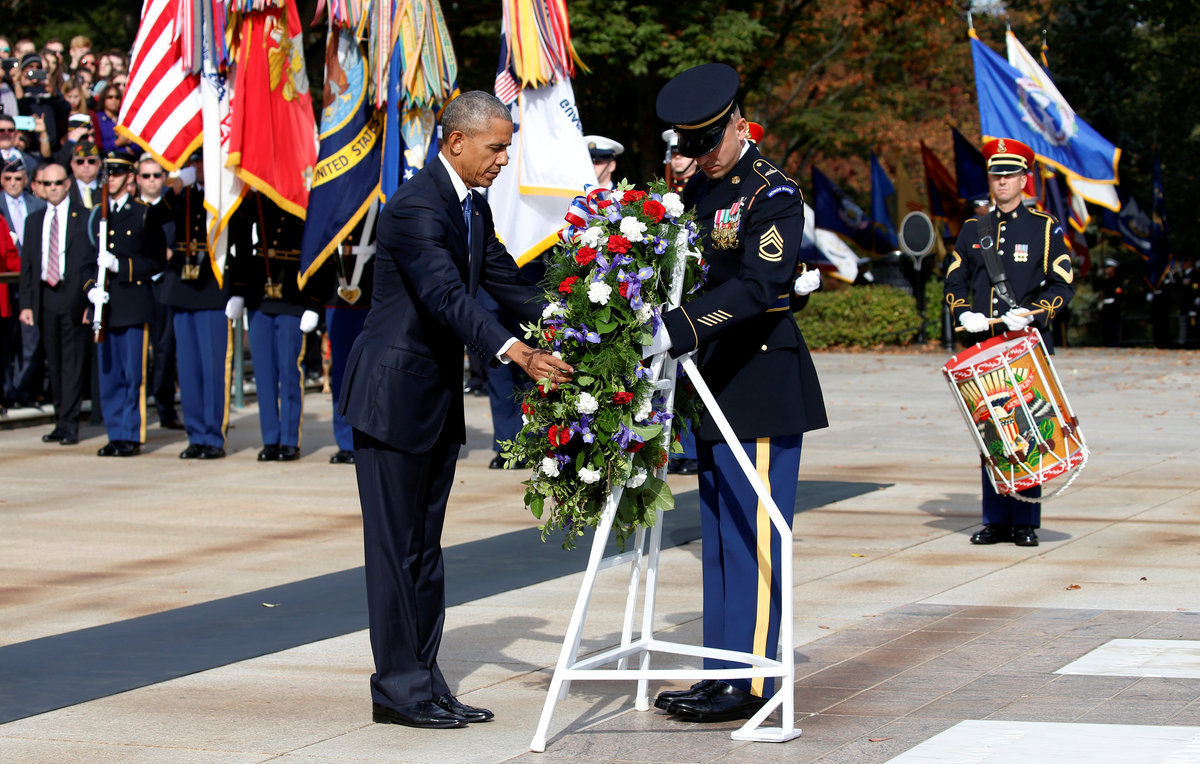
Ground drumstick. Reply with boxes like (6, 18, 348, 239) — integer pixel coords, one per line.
(954, 308, 1046, 333)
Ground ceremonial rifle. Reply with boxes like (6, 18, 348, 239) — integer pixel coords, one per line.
(89, 180, 111, 343)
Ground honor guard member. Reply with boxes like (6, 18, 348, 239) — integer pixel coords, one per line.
(648, 63, 828, 723)
(662, 129, 698, 196)
(86, 152, 166, 456)
(299, 207, 376, 465)
(944, 137, 1075, 548)
(163, 151, 232, 459)
(226, 193, 321, 462)
(583, 135, 622, 190)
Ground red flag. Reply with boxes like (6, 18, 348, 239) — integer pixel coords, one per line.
(920, 142, 965, 237)
(117, 0, 203, 170)
(228, 0, 318, 218)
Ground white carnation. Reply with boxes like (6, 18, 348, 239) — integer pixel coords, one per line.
(634, 398, 652, 422)
(625, 468, 648, 489)
(662, 193, 684, 218)
(636, 304, 655, 324)
(541, 301, 565, 319)
(588, 281, 612, 305)
(578, 466, 602, 485)
(620, 216, 647, 242)
(576, 392, 599, 415)
(580, 225, 605, 248)
(541, 457, 561, 477)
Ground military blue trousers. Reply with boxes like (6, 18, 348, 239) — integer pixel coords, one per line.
(247, 310, 305, 448)
(173, 308, 230, 449)
(981, 465, 1042, 527)
(326, 306, 369, 452)
(97, 323, 149, 443)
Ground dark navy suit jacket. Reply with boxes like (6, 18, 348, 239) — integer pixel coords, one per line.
(338, 157, 541, 453)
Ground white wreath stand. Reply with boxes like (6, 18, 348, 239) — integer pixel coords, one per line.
(529, 254, 801, 752)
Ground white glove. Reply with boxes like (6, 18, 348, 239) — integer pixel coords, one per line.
(224, 296, 245, 321)
(793, 269, 821, 296)
(87, 286, 109, 306)
(641, 323, 673, 359)
(299, 310, 319, 334)
(178, 166, 197, 187)
(1000, 308, 1035, 331)
(98, 250, 119, 273)
(959, 311, 990, 334)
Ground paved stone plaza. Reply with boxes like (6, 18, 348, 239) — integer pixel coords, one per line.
(1, 347, 1197, 762)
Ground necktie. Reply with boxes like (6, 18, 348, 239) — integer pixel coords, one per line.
(462, 192, 474, 252)
(46, 208, 60, 287)
(81, 184, 92, 209)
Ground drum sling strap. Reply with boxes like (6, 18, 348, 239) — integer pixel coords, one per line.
(977, 211, 1019, 311)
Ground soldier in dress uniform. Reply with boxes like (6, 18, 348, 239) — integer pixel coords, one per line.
(648, 63, 828, 723)
(226, 193, 321, 462)
(1096, 257, 1124, 347)
(661, 128, 697, 196)
(583, 135, 623, 190)
(162, 151, 231, 460)
(943, 137, 1075, 548)
(85, 152, 166, 456)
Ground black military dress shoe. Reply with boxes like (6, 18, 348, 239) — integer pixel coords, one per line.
(371, 701, 467, 729)
(329, 449, 355, 465)
(257, 444, 280, 461)
(199, 446, 226, 459)
(42, 428, 65, 442)
(488, 454, 507, 469)
(276, 445, 300, 461)
(654, 680, 717, 711)
(668, 681, 767, 722)
(970, 524, 1012, 545)
(115, 441, 141, 457)
(1013, 525, 1039, 546)
(434, 694, 494, 722)
(180, 443, 205, 459)
(58, 433, 79, 445)
(97, 442, 121, 457)
(667, 458, 699, 475)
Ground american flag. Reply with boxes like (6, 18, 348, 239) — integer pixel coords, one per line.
(117, 0, 203, 170)
(494, 37, 520, 106)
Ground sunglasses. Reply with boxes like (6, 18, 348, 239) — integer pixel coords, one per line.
(0, 128, 14, 135)
(39, 179, 67, 187)
(138, 172, 164, 179)
(72, 157, 100, 165)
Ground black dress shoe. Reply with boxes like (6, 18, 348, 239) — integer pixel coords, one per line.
(654, 680, 717, 711)
(42, 429, 65, 442)
(329, 449, 355, 464)
(371, 701, 467, 729)
(488, 454, 507, 469)
(257, 444, 280, 462)
(115, 441, 141, 457)
(1013, 525, 1039, 546)
(199, 446, 226, 459)
(276, 445, 300, 461)
(668, 458, 699, 475)
(180, 443, 205, 459)
(668, 681, 766, 722)
(97, 441, 120, 457)
(58, 433, 79, 445)
(434, 694, 493, 722)
(970, 524, 1012, 545)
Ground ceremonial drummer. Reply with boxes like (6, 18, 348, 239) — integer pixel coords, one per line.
(943, 138, 1075, 548)
(226, 193, 321, 462)
(647, 64, 828, 723)
(86, 152, 166, 456)
(163, 151, 231, 460)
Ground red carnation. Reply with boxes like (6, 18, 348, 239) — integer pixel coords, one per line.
(575, 246, 597, 265)
(612, 391, 634, 405)
(543, 326, 557, 341)
(622, 190, 647, 204)
(522, 401, 535, 416)
(618, 281, 630, 298)
(538, 384, 549, 398)
(627, 441, 646, 453)
(607, 235, 631, 254)
(547, 424, 572, 446)
(643, 199, 666, 223)
(558, 276, 579, 293)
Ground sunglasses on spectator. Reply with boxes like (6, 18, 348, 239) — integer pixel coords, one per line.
(0, 128, 14, 135)
(39, 180, 67, 187)
(72, 157, 100, 165)
(105, 94, 121, 100)
(138, 172, 165, 179)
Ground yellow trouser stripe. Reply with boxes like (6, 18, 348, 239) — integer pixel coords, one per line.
(220, 320, 234, 442)
(137, 324, 149, 444)
(751, 437, 772, 697)
(295, 333, 306, 448)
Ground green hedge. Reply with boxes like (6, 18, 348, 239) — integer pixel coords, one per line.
(795, 285, 923, 349)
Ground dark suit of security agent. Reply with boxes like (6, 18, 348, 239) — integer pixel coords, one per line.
(649, 63, 828, 724)
(337, 91, 574, 730)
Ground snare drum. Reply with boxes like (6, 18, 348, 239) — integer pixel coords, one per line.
(943, 328, 1087, 495)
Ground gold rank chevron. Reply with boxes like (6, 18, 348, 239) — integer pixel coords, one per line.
(759, 224, 784, 262)
(696, 309, 732, 327)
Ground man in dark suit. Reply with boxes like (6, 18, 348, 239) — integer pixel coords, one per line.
(650, 64, 828, 723)
(2, 157, 46, 408)
(338, 90, 573, 730)
(18, 161, 93, 444)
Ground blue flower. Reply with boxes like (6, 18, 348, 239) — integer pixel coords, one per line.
(611, 422, 643, 449)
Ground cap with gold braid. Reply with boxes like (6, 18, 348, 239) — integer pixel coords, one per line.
(656, 63, 740, 158)
(982, 138, 1035, 176)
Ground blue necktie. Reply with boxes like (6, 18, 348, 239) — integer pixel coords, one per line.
(462, 192, 474, 252)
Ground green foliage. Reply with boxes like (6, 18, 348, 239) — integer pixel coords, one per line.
(795, 285, 922, 349)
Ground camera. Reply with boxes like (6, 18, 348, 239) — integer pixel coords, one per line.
(26, 69, 47, 82)
(1, 57, 18, 72)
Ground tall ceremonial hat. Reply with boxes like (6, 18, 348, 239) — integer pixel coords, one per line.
(584, 135, 624, 161)
(747, 121, 764, 144)
(103, 150, 134, 175)
(656, 63, 739, 158)
(982, 138, 1035, 175)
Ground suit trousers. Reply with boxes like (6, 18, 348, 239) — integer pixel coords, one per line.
(173, 308, 231, 449)
(246, 310, 305, 448)
(326, 306, 368, 452)
(981, 465, 1041, 527)
(39, 284, 90, 436)
(98, 324, 149, 443)
(150, 282, 178, 421)
(353, 427, 459, 709)
(697, 434, 802, 698)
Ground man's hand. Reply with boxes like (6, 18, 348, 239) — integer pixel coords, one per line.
(505, 340, 573, 389)
(958, 311, 990, 334)
(1000, 308, 1035, 331)
(19, 308, 33, 326)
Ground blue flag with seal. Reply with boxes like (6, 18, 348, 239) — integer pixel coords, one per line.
(869, 152, 898, 253)
(299, 27, 382, 288)
(812, 166, 874, 253)
(971, 29, 1120, 209)
(1100, 188, 1151, 257)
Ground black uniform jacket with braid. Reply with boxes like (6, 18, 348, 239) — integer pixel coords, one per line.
(662, 144, 827, 441)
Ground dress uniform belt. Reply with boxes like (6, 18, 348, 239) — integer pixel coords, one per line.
(255, 248, 302, 261)
(765, 294, 790, 312)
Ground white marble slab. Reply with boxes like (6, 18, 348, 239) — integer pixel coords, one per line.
(888, 720, 1200, 763)
(1056, 639, 1200, 679)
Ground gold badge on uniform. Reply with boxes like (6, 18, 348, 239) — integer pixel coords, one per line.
(711, 201, 742, 250)
(181, 264, 200, 280)
(758, 224, 784, 262)
(264, 281, 283, 299)
(336, 285, 362, 304)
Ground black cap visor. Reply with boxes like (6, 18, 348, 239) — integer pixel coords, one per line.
(676, 115, 730, 158)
